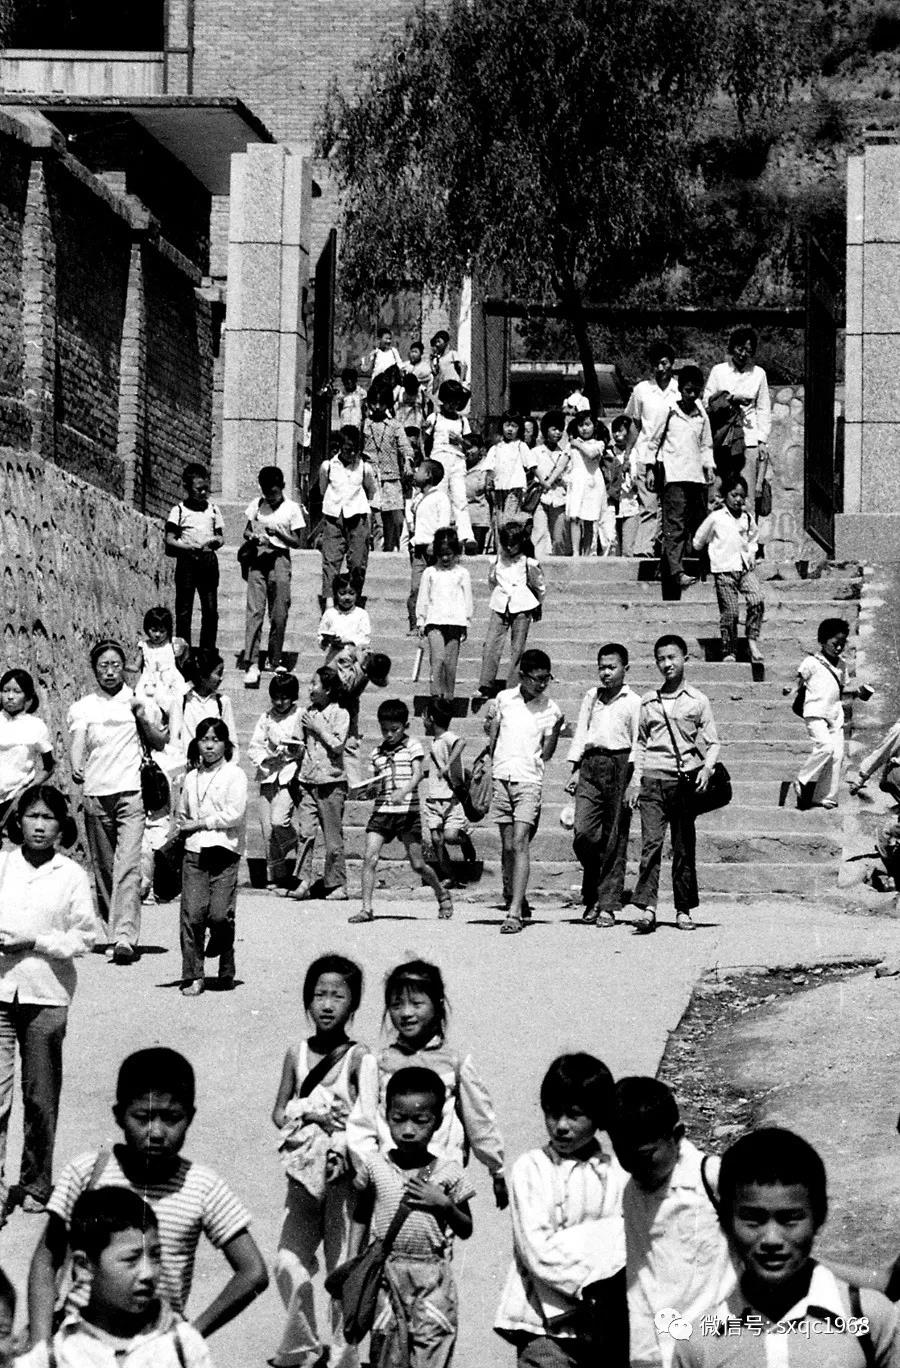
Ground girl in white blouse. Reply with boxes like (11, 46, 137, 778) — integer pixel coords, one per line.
(415, 527, 474, 699)
(178, 718, 247, 997)
(0, 784, 98, 1216)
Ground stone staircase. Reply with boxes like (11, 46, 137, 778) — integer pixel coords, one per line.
(212, 550, 862, 906)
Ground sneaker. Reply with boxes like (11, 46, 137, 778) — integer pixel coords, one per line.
(244, 664, 261, 688)
(112, 942, 135, 965)
(20, 1194, 46, 1215)
(631, 907, 657, 935)
(675, 911, 697, 932)
(678, 573, 698, 589)
(582, 905, 599, 925)
(323, 887, 349, 901)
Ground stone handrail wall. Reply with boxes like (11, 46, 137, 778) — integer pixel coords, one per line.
(0, 446, 174, 810)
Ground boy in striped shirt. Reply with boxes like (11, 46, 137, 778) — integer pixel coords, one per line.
(28, 1049, 268, 1344)
(349, 699, 453, 923)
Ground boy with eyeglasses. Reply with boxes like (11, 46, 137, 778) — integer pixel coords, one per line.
(484, 649, 565, 935)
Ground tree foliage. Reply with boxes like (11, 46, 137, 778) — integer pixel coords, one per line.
(319, 0, 825, 401)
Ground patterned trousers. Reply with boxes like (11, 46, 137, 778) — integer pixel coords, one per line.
(713, 569, 764, 651)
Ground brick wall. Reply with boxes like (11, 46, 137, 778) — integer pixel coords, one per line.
(144, 249, 214, 517)
(48, 157, 130, 493)
(0, 136, 28, 449)
(0, 107, 214, 516)
(0, 446, 174, 799)
(192, 0, 432, 146)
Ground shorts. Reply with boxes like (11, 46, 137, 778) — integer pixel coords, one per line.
(367, 809, 424, 844)
(424, 797, 471, 840)
(493, 779, 542, 828)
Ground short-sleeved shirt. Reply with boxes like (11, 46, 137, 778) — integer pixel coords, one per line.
(490, 687, 564, 784)
(359, 1151, 474, 1259)
(371, 736, 424, 813)
(244, 495, 305, 550)
(483, 440, 536, 490)
(0, 711, 53, 801)
(48, 1149, 251, 1314)
(798, 653, 845, 724)
(67, 687, 162, 797)
(165, 502, 224, 551)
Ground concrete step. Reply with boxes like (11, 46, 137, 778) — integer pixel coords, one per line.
(233, 858, 841, 899)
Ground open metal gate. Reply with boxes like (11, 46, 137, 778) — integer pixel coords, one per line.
(804, 236, 842, 557)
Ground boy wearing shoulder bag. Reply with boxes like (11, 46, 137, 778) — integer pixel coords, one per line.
(627, 635, 720, 935)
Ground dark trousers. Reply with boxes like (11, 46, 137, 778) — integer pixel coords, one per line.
(320, 514, 370, 601)
(180, 848, 239, 982)
(572, 751, 632, 911)
(660, 481, 708, 599)
(0, 1001, 67, 1202)
(174, 550, 219, 650)
(407, 546, 431, 629)
(633, 774, 699, 912)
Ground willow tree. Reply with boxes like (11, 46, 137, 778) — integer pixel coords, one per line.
(320, 0, 824, 410)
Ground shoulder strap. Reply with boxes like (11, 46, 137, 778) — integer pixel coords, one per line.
(653, 407, 675, 456)
(656, 692, 685, 774)
(172, 1324, 189, 1368)
(86, 1143, 113, 1191)
(298, 1041, 355, 1099)
(815, 654, 845, 694)
(699, 1154, 719, 1213)
(382, 1200, 414, 1256)
(215, 695, 223, 718)
(848, 1284, 876, 1368)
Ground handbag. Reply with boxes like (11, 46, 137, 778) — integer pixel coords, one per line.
(656, 692, 732, 816)
(755, 451, 773, 517)
(791, 683, 806, 718)
(137, 729, 170, 815)
(153, 831, 185, 902)
(324, 1194, 418, 1342)
(521, 480, 542, 515)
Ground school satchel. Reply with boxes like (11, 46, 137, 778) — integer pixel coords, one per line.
(706, 392, 745, 471)
(521, 480, 543, 516)
(324, 1199, 414, 1343)
(459, 745, 493, 823)
(153, 831, 185, 902)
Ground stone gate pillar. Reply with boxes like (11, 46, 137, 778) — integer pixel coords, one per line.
(839, 135, 900, 558)
(220, 143, 311, 504)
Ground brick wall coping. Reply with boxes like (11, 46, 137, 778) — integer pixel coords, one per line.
(0, 104, 201, 282)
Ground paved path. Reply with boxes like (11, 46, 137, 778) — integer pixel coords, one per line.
(1, 892, 899, 1367)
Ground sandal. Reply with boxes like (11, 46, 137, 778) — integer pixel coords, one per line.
(675, 911, 697, 932)
(596, 911, 617, 928)
(500, 917, 523, 935)
(286, 882, 311, 901)
(582, 906, 599, 924)
(437, 894, 454, 920)
(348, 909, 374, 924)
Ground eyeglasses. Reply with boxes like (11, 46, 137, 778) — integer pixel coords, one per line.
(522, 673, 553, 688)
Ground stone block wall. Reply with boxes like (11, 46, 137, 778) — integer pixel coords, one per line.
(765, 383, 816, 563)
(0, 107, 213, 516)
(0, 446, 174, 797)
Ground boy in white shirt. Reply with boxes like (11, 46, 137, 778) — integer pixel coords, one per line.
(610, 1077, 734, 1368)
(20, 1187, 213, 1368)
(405, 460, 450, 630)
(165, 464, 224, 653)
(485, 649, 564, 935)
(693, 474, 765, 664)
(241, 466, 306, 687)
(650, 365, 714, 600)
(368, 326, 403, 381)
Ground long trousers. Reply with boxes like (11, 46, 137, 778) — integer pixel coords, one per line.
(479, 611, 531, 689)
(572, 751, 632, 911)
(660, 481, 708, 598)
(320, 515, 370, 602)
(274, 1176, 358, 1368)
(293, 783, 347, 892)
(797, 716, 844, 805)
(245, 551, 291, 669)
(83, 791, 144, 948)
(180, 848, 239, 981)
(713, 569, 764, 653)
(633, 774, 699, 912)
(174, 550, 219, 650)
(0, 1001, 67, 1203)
